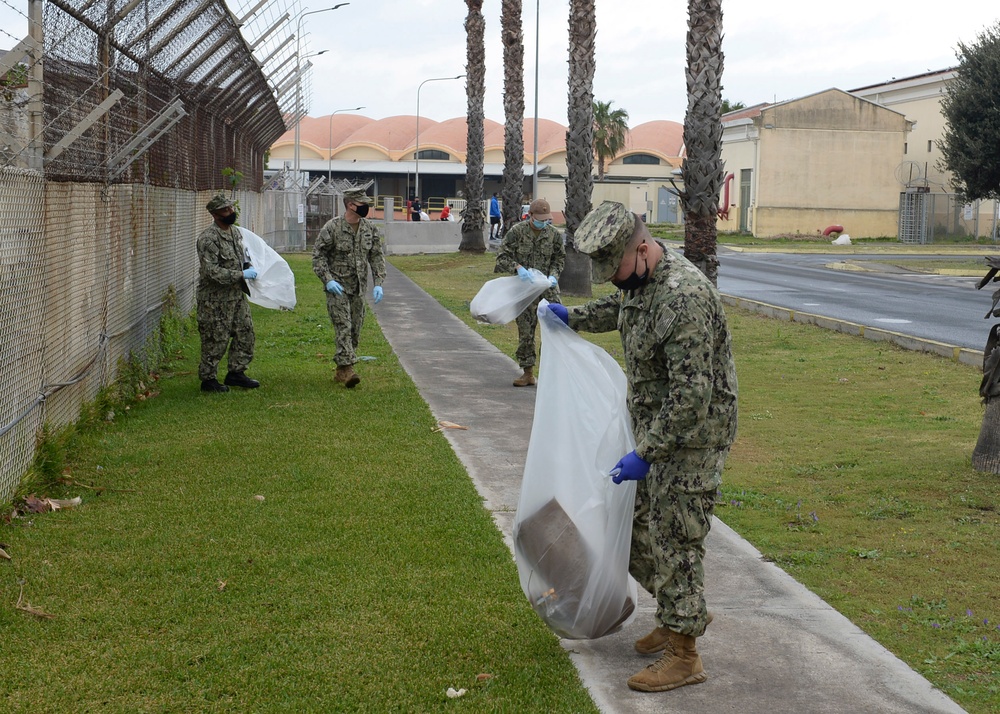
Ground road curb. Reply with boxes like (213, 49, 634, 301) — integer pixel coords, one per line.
(721, 294, 984, 368)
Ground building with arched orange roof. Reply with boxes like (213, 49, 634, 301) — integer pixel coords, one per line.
(269, 114, 685, 218)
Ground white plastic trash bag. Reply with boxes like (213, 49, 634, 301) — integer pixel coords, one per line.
(512, 299, 639, 639)
(239, 227, 297, 310)
(469, 268, 551, 324)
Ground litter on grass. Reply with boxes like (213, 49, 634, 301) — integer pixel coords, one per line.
(446, 688, 467, 698)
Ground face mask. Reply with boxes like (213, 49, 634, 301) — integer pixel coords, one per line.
(354, 203, 370, 218)
(220, 212, 237, 225)
(531, 218, 551, 230)
(611, 244, 649, 293)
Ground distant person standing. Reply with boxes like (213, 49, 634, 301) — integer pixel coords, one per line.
(195, 194, 260, 393)
(493, 198, 565, 387)
(312, 189, 387, 388)
(410, 196, 422, 222)
(489, 192, 502, 240)
(440, 204, 451, 221)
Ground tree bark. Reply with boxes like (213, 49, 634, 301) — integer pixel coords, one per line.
(973, 398, 1000, 473)
(562, 0, 595, 297)
(460, 0, 487, 253)
(501, 0, 525, 238)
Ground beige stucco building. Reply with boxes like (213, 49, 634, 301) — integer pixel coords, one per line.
(719, 89, 911, 238)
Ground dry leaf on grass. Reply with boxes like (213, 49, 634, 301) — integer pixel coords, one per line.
(0, 546, 11, 561)
(21, 495, 82, 514)
(217, 580, 227, 591)
(432, 420, 469, 433)
(476, 673, 493, 681)
(15, 581, 55, 619)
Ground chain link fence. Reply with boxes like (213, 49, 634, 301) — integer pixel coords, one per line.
(0, 0, 296, 502)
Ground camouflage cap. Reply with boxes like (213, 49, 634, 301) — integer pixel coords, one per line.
(343, 189, 373, 205)
(206, 194, 234, 212)
(574, 201, 636, 284)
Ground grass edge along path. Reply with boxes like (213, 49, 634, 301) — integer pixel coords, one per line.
(390, 251, 1000, 714)
(0, 254, 598, 713)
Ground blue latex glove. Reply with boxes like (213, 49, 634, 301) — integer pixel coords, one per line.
(325, 279, 344, 296)
(547, 303, 569, 325)
(373, 286, 383, 304)
(548, 275, 558, 288)
(610, 450, 651, 484)
(516, 266, 530, 282)
(242, 267, 258, 280)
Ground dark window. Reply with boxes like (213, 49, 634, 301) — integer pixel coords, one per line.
(416, 149, 450, 161)
(622, 154, 660, 165)
(927, 140, 933, 152)
(904, 142, 908, 154)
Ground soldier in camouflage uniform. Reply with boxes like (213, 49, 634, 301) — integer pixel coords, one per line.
(547, 201, 738, 693)
(196, 194, 260, 393)
(494, 198, 565, 386)
(312, 189, 386, 388)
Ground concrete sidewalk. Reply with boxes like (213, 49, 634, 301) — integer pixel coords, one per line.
(372, 263, 966, 714)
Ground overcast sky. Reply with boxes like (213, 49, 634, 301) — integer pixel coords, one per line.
(1, 0, 997, 128)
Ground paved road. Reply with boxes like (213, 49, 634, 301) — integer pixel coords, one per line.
(718, 250, 991, 351)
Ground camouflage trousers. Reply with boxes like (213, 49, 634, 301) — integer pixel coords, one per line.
(326, 291, 366, 367)
(197, 297, 254, 381)
(629, 447, 729, 637)
(514, 294, 561, 369)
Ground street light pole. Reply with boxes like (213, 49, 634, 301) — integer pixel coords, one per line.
(328, 106, 365, 183)
(414, 74, 465, 202)
(293, 3, 349, 190)
(532, 0, 540, 200)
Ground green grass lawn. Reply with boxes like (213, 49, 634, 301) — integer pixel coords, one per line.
(0, 255, 598, 713)
(391, 251, 1000, 714)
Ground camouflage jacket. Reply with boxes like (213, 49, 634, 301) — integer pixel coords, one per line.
(312, 216, 386, 295)
(196, 223, 249, 303)
(494, 220, 566, 299)
(568, 243, 738, 464)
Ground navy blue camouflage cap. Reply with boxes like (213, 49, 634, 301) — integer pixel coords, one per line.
(574, 201, 636, 283)
(206, 194, 234, 212)
(343, 189, 373, 205)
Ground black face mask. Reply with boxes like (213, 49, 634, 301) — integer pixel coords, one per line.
(611, 244, 649, 293)
(354, 203, 370, 218)
(219, 212, 237, 225)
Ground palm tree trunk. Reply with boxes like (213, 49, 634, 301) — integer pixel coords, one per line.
(460, 0, 487, 253)
(562, 0, 595, 297)
(501, 0, 525, 237)
(681, 0, 725, 285)
(973, 398, 1000, 473)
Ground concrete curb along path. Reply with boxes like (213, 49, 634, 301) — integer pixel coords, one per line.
(373, 263, 966, 714)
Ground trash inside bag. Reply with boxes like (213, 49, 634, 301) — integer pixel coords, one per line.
(239, 227, 297, 310)
(469, 268, 551, 324)
(512, 299, 638, 639)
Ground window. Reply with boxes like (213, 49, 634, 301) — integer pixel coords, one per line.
(416, 149, 450, 161)
(927, 140, 933, 152)
(904, 142, 908, 154)
(622, 154, 660, 165)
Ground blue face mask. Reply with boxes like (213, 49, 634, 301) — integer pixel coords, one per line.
(531, 218, 551, 230)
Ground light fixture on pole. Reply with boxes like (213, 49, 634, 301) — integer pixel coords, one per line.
(328, 106, 365, 183)
(414, 74, 465, 202)
(532, 0, 540, 200)
(293, 3, 349, 189)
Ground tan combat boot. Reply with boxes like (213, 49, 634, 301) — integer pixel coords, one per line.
(334, 365, 361, 388)
(635, 612, 713, 655)
(512, 367, 536, 387)
(627, 630, 707, 692)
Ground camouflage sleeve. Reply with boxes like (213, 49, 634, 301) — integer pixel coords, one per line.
(312, 223, 334, 284)
(549, 229, 566, 278)
(197, 228, 242, 287)
(494, 230, 518, 274)
(369, 223, 386, 287)
(634, 296, 716, 463)
(567, 292, 620, 333)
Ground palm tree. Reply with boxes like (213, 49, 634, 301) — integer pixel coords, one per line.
(561, 0, 596, 297)
(460, 0, 487, 253)
(679, 0, 725, 284)
(593, 100, 629, 181)
(500, 0, 525, 236)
